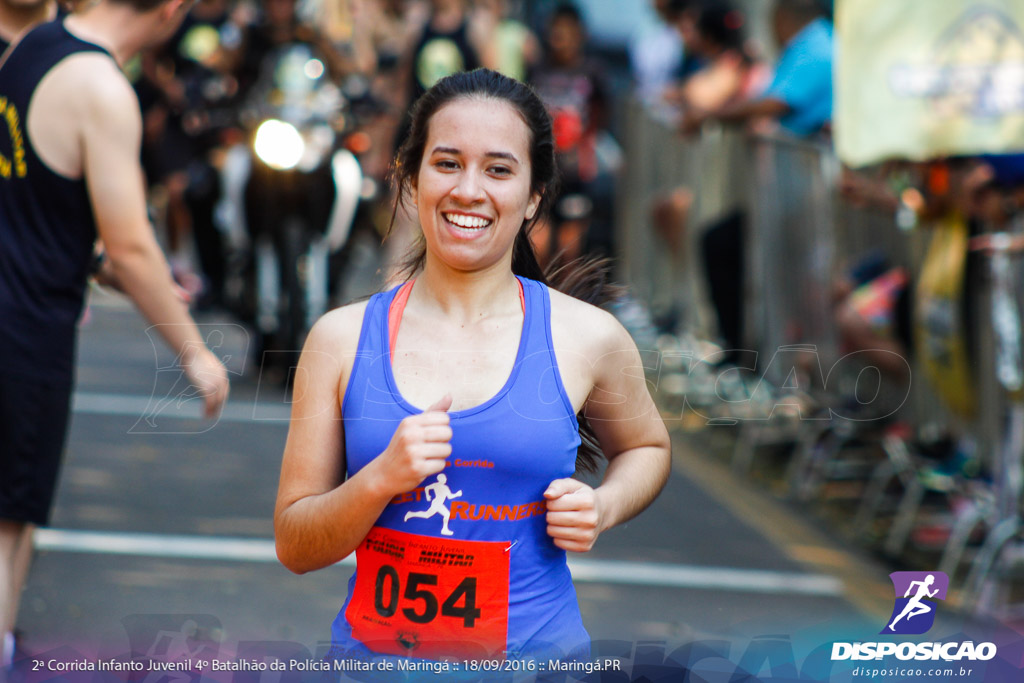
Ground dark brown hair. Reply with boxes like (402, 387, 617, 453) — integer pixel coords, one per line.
(388, 68, 618, 473)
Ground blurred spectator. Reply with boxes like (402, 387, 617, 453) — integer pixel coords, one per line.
(407, 0, 487, 104)
(667, 0, 708, 84)
(666, 2, 767, 117)
(314, 0, 378, 76)
(358, 0, 427, 104)
(833, 252, 913, 382)
(650, 2, 765, 357)
(348, 0, 428, 180)
(476, 0, 540, 82)
(629, 0, 684, 106)
(833, 155, 1024, 398)
(682, 0, 832, 138)
(529, 2, 619, 262)
(978, 153, 1024, 193)
(225, 0, 351, 95)
(134, 0, 241, 303)
(653, 0, 766, 246)
(0, 0, 55, 54)
(966, 153, 1024, 252)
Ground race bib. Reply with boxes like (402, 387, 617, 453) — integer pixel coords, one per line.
(345, 527, 510, 660)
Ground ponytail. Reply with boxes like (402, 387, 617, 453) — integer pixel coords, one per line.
(510, 228, 623, 474)
(541, 253, 623, 474)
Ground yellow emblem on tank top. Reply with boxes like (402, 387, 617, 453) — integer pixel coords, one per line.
(0, 96, 27, 179)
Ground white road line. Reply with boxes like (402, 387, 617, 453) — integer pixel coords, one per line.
(72, 392, 291, 423)
(34, 529, 305, 564)
(34, 529, 844, 597)
(567, 558, 844, 596)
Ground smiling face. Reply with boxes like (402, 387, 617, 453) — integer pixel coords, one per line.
(411, 96, 541, 274)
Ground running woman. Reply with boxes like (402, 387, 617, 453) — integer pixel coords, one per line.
(274, 69, 671, 663)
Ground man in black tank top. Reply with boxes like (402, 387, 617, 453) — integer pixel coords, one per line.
(0, 0, 230, 668)
(408, 0, 484, 104)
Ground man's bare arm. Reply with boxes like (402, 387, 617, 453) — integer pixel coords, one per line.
(79, 58, 228, 416)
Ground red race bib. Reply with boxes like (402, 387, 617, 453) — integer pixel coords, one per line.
(345, 527, 510, 660)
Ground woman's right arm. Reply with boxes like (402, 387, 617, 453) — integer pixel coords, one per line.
(274, 307, 453, 574)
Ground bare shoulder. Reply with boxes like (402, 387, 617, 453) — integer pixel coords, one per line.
(28, 52, 134, 176)
(547, 287, 635, 358)
(72, 55, 138, 120)
(40, 51, 131, 110)
(292, 299, 372, 411)
(305, 299, 371, 359)
(547, 288, 641, 411)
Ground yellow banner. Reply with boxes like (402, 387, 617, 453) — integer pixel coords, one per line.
(835, 0, 1024, 167)
(914, 213, 975, 419)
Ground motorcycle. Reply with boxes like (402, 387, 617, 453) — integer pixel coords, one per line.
(220, 41, 371, 378)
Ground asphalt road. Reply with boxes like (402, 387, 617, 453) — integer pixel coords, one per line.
(14, 286, 1018, 682)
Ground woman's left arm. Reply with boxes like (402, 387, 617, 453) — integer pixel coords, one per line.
(545, 313, 671, 552)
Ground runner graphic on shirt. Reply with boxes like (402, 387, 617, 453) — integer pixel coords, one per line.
(403, 473, 462, 536)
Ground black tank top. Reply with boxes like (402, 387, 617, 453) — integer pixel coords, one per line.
(0, 20, 110, 385)
(409, 17, 479, 103)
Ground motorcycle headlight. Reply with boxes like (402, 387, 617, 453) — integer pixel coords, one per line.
(253, 119, 304, 170)
(304, 58, 325, 80)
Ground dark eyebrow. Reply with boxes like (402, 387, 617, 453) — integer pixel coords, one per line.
(430, 146, 520, 164)
(486, 151, 520, 164)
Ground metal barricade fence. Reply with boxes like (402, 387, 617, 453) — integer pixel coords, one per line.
(615, 98, 959, 429)
(615, 98, 1024, 608)
(615, 99, 749, 340)
(617, 100, 854, 389)
(746, 133, 840, 386)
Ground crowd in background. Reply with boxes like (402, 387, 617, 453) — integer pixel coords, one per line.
(624, 0, 1024, 615)
(0, 0, 843, 323)
(116, 0, 844, 324)
(115, 0, 625, 306)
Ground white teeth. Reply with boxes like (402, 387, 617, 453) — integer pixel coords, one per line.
(444, 213, 492, 229)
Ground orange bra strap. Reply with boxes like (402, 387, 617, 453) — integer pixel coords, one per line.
(388, 281, 415, 357)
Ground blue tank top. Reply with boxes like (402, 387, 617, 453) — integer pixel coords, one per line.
(0, 20, 109, 385)
(331, 276, 590, 662)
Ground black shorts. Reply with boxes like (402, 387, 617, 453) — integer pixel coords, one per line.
(0, 372, 72, 525)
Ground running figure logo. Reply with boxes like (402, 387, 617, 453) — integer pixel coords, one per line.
(403, 473, 462, 536)
(882, 571, 949, 635)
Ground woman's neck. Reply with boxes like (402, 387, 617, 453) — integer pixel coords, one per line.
(416, 258, 521, 321)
